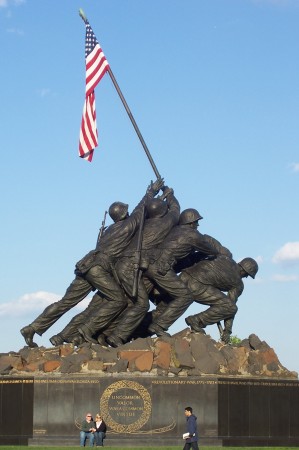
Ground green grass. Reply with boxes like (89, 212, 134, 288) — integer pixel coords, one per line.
(0, 447, 297, 450)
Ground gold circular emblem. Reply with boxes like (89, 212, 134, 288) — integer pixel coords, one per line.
(100, 380, 152, 433)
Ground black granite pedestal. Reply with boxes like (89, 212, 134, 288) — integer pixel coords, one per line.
(1, 376, 299, 447)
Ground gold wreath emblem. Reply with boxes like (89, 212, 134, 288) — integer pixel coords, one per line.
(100, 380, 151, 433)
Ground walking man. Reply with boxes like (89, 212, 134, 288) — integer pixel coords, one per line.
(183, 406, 199, 450)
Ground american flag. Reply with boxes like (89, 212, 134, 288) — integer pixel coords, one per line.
(79, 21, 109, 162)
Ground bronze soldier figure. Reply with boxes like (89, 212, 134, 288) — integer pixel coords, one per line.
(20, 178, 163, 347)
(184, 256, 258, 343)
(136, 208, 220, 338)
(143, 255, 258, 343)
(101, 209, 221, 344)
(78, 186, 180, 347)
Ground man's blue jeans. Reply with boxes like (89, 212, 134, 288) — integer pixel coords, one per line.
(80, 430, 95, 447)
(94, 431, 106, 446)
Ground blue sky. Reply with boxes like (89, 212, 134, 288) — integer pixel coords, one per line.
(1, 0, 298, 374)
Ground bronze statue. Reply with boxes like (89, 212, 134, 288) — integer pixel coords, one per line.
(77, 185, 178, 345)
(20, 184, 258, 349)
(77, 207, 219, 347)
(141, 209, 220, 338)
(19, 12, 260, 350)
(104, 186, 180, 347)
(184, 256, 258, 343)
(51, 254, 258, 347)
(62, 186, 178, 346)
(48, 292, 109, 346)
(142, 255, 258, 344)
(20, 178, 164, 347)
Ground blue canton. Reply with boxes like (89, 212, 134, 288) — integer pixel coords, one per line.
(85, 23, 98, 58)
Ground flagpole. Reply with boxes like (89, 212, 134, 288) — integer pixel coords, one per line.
(106, 67, 161, 179)
(79, 9, 161, 179)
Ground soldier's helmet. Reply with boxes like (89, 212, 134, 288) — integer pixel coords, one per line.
(179, 208, 203, 225)
(146, 198, 168, 218)
(109, 202, 129, 222)
(238, 257, 259, 279)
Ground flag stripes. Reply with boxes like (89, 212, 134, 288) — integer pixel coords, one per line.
(86, 46, 109, 97)
(79, 21, 109, 162)
(79, 92, 97, 162)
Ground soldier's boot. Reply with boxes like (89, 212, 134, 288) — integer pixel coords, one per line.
(148, 323, 171, 338)
(106, 335, 124, 348)
(185, 316, 206, 334)
(20, 325, 38, 348)
(71, 335, 84, 346)
(97, 334, 108, 347)
(49, 334, 64, 347)
(221, 329, 232, 345)
(78, 325, 98, 344)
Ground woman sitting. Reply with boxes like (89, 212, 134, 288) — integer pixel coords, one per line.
(94, 413, 107, 447)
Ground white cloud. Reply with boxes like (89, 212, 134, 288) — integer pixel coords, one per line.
(0, 0, 25, 7)
(0, 291, 60, 318)
(272, 241, 299, 264)
(271, 274, 299, 282)
(7, 27, 24, 35)
(290, 162, 299, 173)
(0, 291, 92, 319)
(36, 88, 51, 98)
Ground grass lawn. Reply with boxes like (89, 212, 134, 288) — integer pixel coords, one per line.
(0, 447, 296, 450)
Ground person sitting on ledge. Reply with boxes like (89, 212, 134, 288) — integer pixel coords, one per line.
(80, 413, 96, 447)
(94, 413, 107, 447)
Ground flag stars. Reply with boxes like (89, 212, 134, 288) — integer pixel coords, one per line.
(85, 24, 98, 57)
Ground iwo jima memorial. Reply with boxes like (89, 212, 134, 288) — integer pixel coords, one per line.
(1, 9, 299, 448)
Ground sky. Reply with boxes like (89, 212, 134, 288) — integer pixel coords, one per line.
(0, 0, 298, 375)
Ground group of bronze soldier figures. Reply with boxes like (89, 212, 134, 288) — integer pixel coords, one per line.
(21, 178, 258, 349)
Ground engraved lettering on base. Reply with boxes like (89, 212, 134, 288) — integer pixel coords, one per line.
(100, 380, 151, 433)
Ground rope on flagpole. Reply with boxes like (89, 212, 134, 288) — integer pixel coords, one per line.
(78, 9, 162, 180)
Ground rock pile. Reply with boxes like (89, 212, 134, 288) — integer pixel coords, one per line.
(0, 329, 297, 379)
